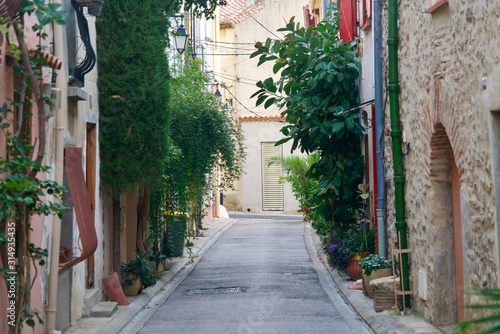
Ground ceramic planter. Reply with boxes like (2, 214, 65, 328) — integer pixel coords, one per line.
(346, 252, 367, 281)
(122, 276, 142, 296)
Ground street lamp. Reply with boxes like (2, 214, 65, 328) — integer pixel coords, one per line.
(174, 25, 188, 54)
(215, 84, 222, 100)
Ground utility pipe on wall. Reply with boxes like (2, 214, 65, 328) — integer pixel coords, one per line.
(46, 0, 67, 332)
(374, 0, 386, 257)
(387, 0, 410, 307)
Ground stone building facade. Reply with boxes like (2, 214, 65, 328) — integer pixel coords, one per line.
(382, 0, 500, 325)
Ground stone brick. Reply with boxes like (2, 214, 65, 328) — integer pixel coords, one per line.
(382, 0, 499, 326)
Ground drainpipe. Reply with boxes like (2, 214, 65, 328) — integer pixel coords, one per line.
(46, 0, 67, 332)
(374, 0, 386, 257)
(388, 0, 410, 307)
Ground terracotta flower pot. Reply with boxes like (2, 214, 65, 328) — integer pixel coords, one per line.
(346, 253, 367, 281)
(346, 259, 363, 281)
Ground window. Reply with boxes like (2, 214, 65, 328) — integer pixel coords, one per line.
(339, 0, 357, 43)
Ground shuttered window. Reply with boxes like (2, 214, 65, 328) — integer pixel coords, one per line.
(339, 0, 357, 43)
(261, 142, 283, 211)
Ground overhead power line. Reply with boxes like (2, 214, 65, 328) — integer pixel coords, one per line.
(240, 6, 283, 40)
(201, 53, 253, 56)
(211, 72, 257, 86)
(203, 38, 256, 45)
(219, 83, 285, 123)
(210, 70, 259, 83)
(197, 39, 255, 51)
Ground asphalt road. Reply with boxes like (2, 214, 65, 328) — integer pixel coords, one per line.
(136, 217, 371, 334)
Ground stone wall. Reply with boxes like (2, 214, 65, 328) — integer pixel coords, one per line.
(382, 0, 499, 324)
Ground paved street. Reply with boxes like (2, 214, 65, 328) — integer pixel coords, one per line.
(132, 216, 372, 334)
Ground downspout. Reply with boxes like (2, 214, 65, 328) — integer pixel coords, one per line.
(46, 0, 67, 332)
(374, 0, 386, 257)
(387, 0, 410, 307)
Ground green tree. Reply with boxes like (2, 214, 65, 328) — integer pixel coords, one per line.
(97, 0, 172, 275)
(251, 6, 364, 230)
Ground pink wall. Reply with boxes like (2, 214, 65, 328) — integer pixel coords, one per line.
(0, 28, 15, 334)
(1, 12, 47, 332)
(202, 202, 216, 225)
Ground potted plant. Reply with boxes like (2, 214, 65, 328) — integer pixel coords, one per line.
(325, 223, 375, 280)
(342, 183, 376, 281)
(59, 246, 72, 263)
(121, 251, 157, 296)
(325, 234, 354, 272)
(346, 223, 375, 280)
(359, 254, 393, 297)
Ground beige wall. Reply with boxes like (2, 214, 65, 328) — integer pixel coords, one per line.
(220, 0, 308, 213)
(382, 0, 500, 324)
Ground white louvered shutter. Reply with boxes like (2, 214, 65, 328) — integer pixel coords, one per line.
(261, 142, 284, 211)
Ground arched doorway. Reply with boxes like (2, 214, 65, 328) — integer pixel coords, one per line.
(429, 124, 464, 324)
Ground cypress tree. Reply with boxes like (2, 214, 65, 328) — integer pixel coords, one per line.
(97, 0, 171, 275)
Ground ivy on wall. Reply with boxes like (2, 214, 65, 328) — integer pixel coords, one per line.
(0, 2, 67, 332)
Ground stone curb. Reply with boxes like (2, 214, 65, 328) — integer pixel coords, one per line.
(306, 223, 441, 334)
(306, 222, 390, 333)
(64, 218, 237, 334)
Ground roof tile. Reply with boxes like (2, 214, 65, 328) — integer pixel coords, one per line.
(220, 0, 264, 25)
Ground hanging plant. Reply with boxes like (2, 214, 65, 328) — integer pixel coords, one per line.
(162, 56, 244, 236)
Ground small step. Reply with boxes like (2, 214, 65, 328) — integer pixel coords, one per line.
(90, 302, 118, 317)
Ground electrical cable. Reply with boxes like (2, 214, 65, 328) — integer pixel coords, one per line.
(211, 72, 257, 86)
(211, 70, 259, 83)
(335, 99, 375, 115)
(218, 82, 285, 123)
(221, 57, 251, 70)
(202, 38, 256, 45)
(196, 39, 255, 51)
(201, 53, 254, 56)
(239, 5, 283, 40)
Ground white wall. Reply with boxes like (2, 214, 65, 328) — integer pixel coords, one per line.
(241, 121, 303, 213)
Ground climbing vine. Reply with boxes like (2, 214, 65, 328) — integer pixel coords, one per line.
(0, 1, 67, 333)
(165, 56, 244, 229)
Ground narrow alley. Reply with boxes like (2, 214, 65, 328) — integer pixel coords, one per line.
(121, 215, 372, 334)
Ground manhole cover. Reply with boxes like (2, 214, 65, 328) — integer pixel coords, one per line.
(187, 286, 245, 295)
